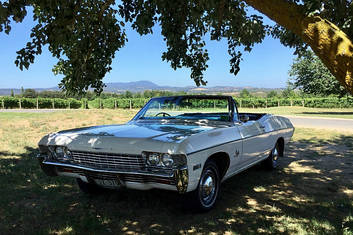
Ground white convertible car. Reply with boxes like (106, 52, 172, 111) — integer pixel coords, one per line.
(37, 95, 294, 211)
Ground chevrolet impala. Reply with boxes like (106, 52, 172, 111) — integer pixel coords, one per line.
(37, 95, 294, 211)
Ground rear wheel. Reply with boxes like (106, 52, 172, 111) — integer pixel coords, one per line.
(188, 160, 220, 211)
(76, 178, 104, 194)
(264, 142, 281, 170)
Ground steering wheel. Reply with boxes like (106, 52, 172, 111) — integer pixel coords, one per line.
(155, 112, 171, 117)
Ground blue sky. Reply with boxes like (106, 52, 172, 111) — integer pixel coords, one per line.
(0, 10, 295, 89)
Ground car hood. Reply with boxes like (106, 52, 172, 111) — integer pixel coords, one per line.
(58, 121, 216, 139)
(39, 120, 229, 154)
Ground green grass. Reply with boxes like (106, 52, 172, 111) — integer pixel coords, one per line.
(239, 106, 353, 119)
(1, 110, 353, 234)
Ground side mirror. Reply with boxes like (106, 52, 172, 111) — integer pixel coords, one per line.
(239, 114, 249, 123)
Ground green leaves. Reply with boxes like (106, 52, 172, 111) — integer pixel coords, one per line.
(123, 0, 267, 86)
(289, 50, 348, 96)
(0, 0, 269, 93)
(2, 0, 352, 94)
(2, 0, 127, 95)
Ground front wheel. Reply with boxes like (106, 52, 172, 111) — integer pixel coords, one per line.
(188, 160, 220, 211)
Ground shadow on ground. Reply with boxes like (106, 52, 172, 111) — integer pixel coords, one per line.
(0, 136, 352, 234)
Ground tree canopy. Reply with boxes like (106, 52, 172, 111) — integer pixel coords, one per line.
(1, 0, 353, 95)
(289, 50, 348, 97)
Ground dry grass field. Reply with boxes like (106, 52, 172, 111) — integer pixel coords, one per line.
(0, 110, 352, 234)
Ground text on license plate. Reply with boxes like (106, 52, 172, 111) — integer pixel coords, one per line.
(94, 179, 120, 187)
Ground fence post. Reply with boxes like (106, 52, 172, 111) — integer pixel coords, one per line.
(99, 99, 102, 109)
(302, 100, 305, 107)
(68, 100, 71, 109)
(19, 99, 21, 109)
(265, 100, 267, 108)
(129, 99, 132, 110)
(52, 99, 55, 109)
(1, 99, 4, 109)
(213, 100, 216, 109)
(277, 100, 280, 107)
(290, 100, 293, 107)
(114, 100, 117, 109)
(239, 99, 242, 108)
(36, 98, 39, 109)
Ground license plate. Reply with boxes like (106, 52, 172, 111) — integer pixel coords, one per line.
(94, 178, 120, 187)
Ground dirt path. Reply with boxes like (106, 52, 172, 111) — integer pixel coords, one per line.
(284, 115, 353, 133)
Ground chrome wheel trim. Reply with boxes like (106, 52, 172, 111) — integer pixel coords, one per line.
(272, 147, 279, 167)
(199, 168, 218, 207)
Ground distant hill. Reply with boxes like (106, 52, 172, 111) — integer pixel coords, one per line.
(0, 87, 58, 96)
(0, 80, 284, 95)
(104, 80, 160, 91)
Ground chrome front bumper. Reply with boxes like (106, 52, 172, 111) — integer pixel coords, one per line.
(37, 154, 189, 193)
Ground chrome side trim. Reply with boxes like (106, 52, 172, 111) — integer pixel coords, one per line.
(186, 127, 294, 155)
(42, 160, 174, 178)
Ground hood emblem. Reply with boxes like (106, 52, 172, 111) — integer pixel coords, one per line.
(92, 147, 103, 150)
(235, 149, 240, 157)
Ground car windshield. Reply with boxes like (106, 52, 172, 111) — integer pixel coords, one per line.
(138, 96, 232, 122)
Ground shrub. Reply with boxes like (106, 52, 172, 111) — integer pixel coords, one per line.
(21, 98, 37, 109)
(38, 98, 54, 109)
(88, 98, 101, 109)
(117, 99, 131, 109)
(53, 98, 69, 109)
(132, 98, 148, 108)
(102, 98, 116, 109)
(3, 97, 19, 109)
(68, 98, 81, 109)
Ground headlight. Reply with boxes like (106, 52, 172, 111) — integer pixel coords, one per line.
(161, 154, 174, 167)
(142, 152, 175, 168)
(55, 146, 65, 158)
(146, 153, 161, 166)
(51, 146, 72, 161)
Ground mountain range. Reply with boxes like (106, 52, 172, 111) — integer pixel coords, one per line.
(0, 80, 283, 95)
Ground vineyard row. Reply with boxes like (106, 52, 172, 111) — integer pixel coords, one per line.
(1, 96, 353, 109)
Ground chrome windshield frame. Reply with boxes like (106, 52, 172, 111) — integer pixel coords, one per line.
(130, 95, 237, 122)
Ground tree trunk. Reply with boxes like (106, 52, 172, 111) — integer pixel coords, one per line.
(244, 0, 353, 95)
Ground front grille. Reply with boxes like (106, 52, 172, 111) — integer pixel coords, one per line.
(70, 151, 144, 170)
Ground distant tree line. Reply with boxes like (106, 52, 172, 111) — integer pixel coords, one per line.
(9, 89, 189, 100)
(7, 86, 349, 101)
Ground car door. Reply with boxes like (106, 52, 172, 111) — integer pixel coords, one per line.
(237, 120, 269, 166)
(225, 124, 244, 175)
